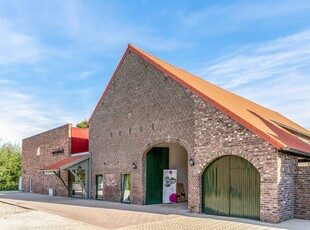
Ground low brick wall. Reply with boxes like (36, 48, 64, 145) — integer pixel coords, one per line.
(295, 166, 310, 219)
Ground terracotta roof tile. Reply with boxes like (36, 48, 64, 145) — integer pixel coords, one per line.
(40, 155, 86, 171)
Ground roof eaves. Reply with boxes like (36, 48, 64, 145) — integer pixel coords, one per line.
(60, 155, 89, 170)
(281, 147, 310, 158)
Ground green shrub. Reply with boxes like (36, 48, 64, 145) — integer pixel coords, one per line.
(0, 142, 22, 190)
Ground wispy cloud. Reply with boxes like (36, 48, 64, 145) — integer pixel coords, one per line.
(1, 0, 309, 144)
(196, 30, 310, 88)
(0, 19, 42, 64)
(0, 88, 82, 144)
(181, 0, 310, 30)
(195, 30, 310, 129)
(45, 1, 190, 53)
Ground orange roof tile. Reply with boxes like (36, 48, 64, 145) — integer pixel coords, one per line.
(90, 44, 310, 155)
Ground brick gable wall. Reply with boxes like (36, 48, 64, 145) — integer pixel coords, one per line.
(89, 51, 297, 222)
(22, 124, 71, 196)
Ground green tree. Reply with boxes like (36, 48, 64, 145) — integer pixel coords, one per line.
(76, 119, 88, 128)
(0, 142, 22, 190)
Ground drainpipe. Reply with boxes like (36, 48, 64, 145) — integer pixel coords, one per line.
(88, 152, 92, 199)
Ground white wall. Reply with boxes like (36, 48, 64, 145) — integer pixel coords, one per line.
(156, 143, 188, 200)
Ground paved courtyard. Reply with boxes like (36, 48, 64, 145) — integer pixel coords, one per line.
(0, 191, 309, 229)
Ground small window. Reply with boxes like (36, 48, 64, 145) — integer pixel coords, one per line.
(36, 147, 41, 156)
(121, 174, 130, 203)
(96, 175, 103, 200)
(44, 171, 55, 175)
(29, 178, 33, 192)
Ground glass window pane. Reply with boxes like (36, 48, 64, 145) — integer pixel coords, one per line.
(121, 174, 130, 203)
(96, 175, 103, 200)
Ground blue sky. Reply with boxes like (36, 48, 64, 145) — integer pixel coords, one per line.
(0, 0, 309, 144)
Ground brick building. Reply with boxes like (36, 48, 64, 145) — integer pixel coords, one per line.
(23, 45, 310, 223)
(22, 124, 90, 198)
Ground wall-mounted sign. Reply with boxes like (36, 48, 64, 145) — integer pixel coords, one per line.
(52, 148, 64, 155)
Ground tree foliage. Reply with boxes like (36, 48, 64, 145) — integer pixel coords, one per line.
(0, 142, 22, 190)
(76, 119, 88, 128)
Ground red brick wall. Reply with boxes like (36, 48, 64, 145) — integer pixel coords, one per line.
(295, 166, 310, 219)
(22, 124, 71, 196)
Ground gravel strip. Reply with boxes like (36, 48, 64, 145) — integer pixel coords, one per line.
(0, 201, 30, 218)
(0, 202, 104, 230)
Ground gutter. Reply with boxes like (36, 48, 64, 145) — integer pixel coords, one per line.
(88, 152, 92, 199)
(280, 147, 310, 159)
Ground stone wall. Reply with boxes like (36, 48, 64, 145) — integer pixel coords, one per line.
(89, 50, 296, 223)
(295, 166, 310, 219)
(22, 124, 71, 196)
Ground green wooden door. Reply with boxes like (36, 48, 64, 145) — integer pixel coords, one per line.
(146, 147, 169, 205)
(202, 155, 260, 220)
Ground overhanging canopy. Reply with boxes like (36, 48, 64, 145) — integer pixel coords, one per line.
(40, 154, 89, 172)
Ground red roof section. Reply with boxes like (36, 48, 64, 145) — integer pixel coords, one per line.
(40, 155, 85, 171)
(89, 44, 310, 155)
(249, 111, 310, 153)
(71, 127, 89, 154)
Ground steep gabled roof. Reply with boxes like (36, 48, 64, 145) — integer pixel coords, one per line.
(89, 44, 310, 155)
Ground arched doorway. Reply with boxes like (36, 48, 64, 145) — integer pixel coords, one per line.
(145, 143, 188, 205)
(202, 155, 260, 220)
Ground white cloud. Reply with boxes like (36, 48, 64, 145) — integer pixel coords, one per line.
(181, 0, 310, 29)
(44, 1, 189, 53)
(0, 19, 42, 64)
(195, 30, 310, 130)
(0, 88, 82, 144)
(197, 30, 310, 88)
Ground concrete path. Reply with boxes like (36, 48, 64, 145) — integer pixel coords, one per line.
(0, 191, 309, 229)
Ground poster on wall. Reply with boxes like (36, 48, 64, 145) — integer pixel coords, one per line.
(163, 169, 177, 203)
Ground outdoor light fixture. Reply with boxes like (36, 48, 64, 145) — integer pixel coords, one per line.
(132, 162, 137, 169)
(189, 158, 195, 166)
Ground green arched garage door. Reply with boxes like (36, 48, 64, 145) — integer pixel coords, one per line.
(202, 155, 260, 220)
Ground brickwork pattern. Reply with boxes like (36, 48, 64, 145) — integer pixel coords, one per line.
(89, 51, 296, 223)
(295, 166, 310, 219)
(190, 93, 286, 222)
(90, 51, 195, 204)
(277, 154, 297, 221)
(22, 124, 71, 196)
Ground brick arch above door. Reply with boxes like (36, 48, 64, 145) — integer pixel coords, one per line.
(140, 137, 193, 160)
